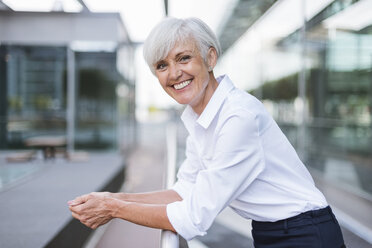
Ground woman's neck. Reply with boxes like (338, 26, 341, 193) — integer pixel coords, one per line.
(191, 73, 219, 115)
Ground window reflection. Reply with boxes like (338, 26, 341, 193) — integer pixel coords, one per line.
(218, 0, 372, 196)
(5, 46, 67, 148)
(75, 52, 118, 149)
(0, 45, 135, 151)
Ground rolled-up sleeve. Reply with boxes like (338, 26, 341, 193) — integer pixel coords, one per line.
(167, 199, 207, 240)
(171, 136, 201, 200)
(172, 179, 194, 200)
(167, 110, 265, 240)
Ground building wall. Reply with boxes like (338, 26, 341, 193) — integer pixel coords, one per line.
(0, 11, 127, 45)
(0, 11, 136, 151)
(217, 0, 372, 198)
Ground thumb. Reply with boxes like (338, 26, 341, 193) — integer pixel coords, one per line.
(68, 194, 90, 206)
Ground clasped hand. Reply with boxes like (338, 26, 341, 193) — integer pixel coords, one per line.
(68, 192, 116, 229)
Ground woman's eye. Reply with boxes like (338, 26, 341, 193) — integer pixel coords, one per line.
(156, 63, 167, 70)
(180, 55, 191, 62)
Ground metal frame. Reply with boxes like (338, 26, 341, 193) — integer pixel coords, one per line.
(67, 46, 76, 152)
(161, 122, 179, 248)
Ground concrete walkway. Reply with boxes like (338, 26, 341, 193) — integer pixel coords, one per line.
(0, 152, 125, 248)
(89, 122, 168, 248)
(312, 170, 372, 247)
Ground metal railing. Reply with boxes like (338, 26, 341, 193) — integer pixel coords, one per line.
(160, 121, 179, 248)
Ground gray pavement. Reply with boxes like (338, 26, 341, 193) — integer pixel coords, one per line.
(312, 170, 372, 247)
(88, 122, 168, 248)
(0, 152, 125, 248)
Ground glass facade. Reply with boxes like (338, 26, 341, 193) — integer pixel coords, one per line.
(1, 45, 67, 148)
(0, 44, 136, 151)
(217, 0, 372, 197)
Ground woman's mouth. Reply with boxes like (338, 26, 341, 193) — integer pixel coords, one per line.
(174, 80, 192, 90)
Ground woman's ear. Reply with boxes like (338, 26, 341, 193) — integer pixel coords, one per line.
(207, 47, 218, 71)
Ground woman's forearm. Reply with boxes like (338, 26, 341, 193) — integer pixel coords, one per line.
(111, 198, 176, 232)
(112, 189, 182, 204)
(69, 192, 177, 231)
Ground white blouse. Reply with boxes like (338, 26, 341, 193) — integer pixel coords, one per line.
(166, 75, 327, 241)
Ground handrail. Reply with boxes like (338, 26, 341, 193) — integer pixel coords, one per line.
(160, 121, 179, 248)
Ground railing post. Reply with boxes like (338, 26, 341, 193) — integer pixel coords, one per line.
(66, 45, 76, 153)
(160, 121, 180, 248)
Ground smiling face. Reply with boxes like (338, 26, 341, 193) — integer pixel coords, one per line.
(154, 39, 218, 115)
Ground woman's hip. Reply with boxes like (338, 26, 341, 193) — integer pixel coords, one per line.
(251, 206, 345, 248)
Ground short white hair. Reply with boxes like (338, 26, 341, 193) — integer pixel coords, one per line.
(143, 17, 221, 74)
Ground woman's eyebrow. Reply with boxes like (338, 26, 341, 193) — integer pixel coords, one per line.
(175, 50, 193, 58)
(154, 59, 166, 66)
(157, 59, 165, 63)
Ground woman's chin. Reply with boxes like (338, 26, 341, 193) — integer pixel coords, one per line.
(175, 98, 190, 105)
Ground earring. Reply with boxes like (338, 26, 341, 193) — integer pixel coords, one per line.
(208, 66, 213, 72)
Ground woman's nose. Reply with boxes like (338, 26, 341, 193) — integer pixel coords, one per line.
(169, 64, 182, 80)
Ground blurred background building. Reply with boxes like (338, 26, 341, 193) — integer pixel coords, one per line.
(0, 6, 136, 152)
(212, 1, 372, 246)
(216, 0, 372, 205)
(0, 0, 371, 247)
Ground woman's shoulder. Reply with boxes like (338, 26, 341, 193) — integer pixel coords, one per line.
(223, 88, 265, 115)
(219, 88, 273, 130)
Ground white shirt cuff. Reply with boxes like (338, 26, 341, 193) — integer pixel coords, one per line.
(166, 200, 207, 241)
(172, 179, 193, 200)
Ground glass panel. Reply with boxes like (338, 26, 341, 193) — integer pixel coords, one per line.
(74, 51, 119, 150)
(218, 0, 372, 197)
(305, 1, 372, 196)
(3, 45, 67, 149)
(0, 44, 136, 151)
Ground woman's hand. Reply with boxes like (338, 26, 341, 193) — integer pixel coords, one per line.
(68, 192, 117, 229)
(68, 190, 178, 232)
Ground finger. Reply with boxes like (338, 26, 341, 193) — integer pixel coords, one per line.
(69, 205, 78, 213)
(89, 219, 103, 230)
(68, 194, 90, 206)
(81, 217, 95, 229)
(69, 203, 84, 214)
(68, 195, 87, 206)
(82, 216, 104, 229)
(71, 211, 80, 220)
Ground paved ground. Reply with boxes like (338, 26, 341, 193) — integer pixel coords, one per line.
(0, 152, 124, 248)
(87, 122, 168, 248)
(313, 171, 372, 247)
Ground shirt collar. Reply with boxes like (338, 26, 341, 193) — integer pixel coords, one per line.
(181, 75, 235, 130)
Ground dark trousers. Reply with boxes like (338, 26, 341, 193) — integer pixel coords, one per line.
(251, 206, 346, 248)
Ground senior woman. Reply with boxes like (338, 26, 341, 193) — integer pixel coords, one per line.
(69, 17, 345, 247)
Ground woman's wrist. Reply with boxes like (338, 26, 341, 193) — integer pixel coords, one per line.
(108, 198, 117, 218)
(110, 198, 132, 219)
(111, 192, 128, 201)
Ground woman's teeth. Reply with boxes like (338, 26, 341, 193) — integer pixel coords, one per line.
(174, 80, 191, 90)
